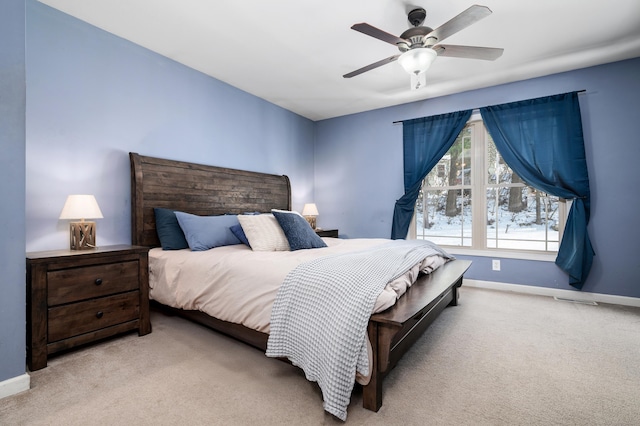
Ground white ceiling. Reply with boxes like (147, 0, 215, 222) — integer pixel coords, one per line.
(38, 0, 640, 121)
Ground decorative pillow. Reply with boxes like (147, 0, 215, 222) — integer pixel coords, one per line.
(174, 212, 241, 251)
(230, 224, 251, 247)
(237, 214, 290, 251)
(154, 208, 189, 250)
(271, 209, 327, 251)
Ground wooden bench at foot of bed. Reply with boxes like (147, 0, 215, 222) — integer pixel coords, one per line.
(364, 258, 470, 411)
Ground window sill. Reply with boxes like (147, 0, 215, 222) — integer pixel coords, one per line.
(445, 247, 557, 262)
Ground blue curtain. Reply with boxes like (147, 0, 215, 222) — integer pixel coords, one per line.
(480, 92, 594, 289)
(391, 110, 472, 240)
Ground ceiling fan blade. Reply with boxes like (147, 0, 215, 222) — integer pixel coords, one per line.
(428, 5, 492, 43)
(343, 54, 401, 78)
(351, 23, 406, 46)
(434, 44, 504, 61)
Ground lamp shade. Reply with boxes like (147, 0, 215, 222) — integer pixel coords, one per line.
(398, 48, 437, 75)
(59, 195, 103, 220)
(302, 203, 319, 216)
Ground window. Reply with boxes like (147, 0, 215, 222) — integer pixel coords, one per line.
(412, 117, 566, 254)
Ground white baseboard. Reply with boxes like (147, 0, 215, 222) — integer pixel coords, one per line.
(464, 279, 640, 308)
(0, 373, 30, 400)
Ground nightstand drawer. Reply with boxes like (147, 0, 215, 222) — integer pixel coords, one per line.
(48, 261, 139, 305)
(48, 292, 140, 342)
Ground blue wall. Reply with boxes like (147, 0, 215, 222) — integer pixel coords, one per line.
(315, 58, 640, 298)
(0, 0, 26, 384)
(25, 0, 315, 253)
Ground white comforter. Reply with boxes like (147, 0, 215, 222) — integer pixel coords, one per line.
(148, 238, 446, 334)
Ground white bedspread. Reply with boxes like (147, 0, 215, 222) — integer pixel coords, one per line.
(149, 238, 446, 334)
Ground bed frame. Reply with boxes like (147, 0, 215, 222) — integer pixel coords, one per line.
(130, 152, 471, 413)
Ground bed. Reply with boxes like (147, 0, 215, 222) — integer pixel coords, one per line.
(129, 152, 471, 418)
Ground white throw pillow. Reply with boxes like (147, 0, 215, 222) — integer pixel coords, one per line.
(237, 214, 290, 251)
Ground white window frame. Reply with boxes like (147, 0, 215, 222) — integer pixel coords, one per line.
(409, 113, 567, 262)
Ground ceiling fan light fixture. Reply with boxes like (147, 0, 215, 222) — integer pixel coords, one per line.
(398, 48, 437, 76)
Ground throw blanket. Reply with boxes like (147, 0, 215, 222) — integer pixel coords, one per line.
(265, 240, 452, 420)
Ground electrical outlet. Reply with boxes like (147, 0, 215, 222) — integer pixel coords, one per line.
(492, 259, 501, 271)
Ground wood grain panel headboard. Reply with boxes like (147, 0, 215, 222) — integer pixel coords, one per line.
(129, 152, 291, 247)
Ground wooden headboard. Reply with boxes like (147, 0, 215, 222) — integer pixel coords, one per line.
(130, 152, 292, 247)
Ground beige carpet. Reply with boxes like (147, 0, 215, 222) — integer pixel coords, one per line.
(2, 287, 639, 425)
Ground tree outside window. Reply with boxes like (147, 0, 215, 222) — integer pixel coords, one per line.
(413, 119, 563, 253)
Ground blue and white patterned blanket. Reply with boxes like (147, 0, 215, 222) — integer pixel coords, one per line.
(265, 239, 452, 420)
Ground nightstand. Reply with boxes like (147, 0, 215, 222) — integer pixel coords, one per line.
(26, 244, 150, 371)
(315, 229, 339, 238)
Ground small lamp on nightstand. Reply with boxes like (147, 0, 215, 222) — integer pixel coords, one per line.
(302, 203, 319, 230)
(59, 195, 104, 250)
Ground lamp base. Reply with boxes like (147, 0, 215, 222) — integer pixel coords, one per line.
(69, 221, 97, 250)
(304, 216, 317, 230)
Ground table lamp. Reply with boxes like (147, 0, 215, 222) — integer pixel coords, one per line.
(302, 203, 319, 230)
(59, 195, 103, 250)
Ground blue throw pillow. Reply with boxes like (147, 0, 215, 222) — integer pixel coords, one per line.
(154, 208, 189, 250)
(230, 224, 251, 247)
(271, 209, 327, 251)
(174, 212, 242, 251)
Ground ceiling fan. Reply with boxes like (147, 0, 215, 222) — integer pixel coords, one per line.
(343, 4, 504, 90)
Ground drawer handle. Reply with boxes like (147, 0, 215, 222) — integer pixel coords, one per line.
(96, 311, 104, 319)
(95, 278, 103, 286)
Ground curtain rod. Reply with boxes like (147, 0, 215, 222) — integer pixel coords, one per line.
(392, 89, 586, 124)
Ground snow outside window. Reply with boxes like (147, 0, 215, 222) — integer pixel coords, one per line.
(411, 118, 566, 254)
